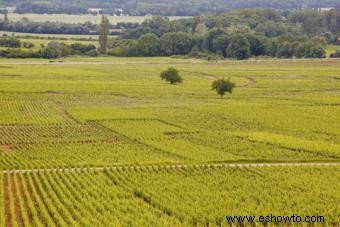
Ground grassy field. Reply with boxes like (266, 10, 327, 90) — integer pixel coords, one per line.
(6, 13, 189, 24)
(0, 58, 339, 225)
(0, 31, 102, 40)
(0, 37, 98, 52)
(0, 32, 99, 52)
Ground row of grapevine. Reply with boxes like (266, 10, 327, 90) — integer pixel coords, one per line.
(0, 122, 120, 146)
(229, 131, 340, 158)
(0, 141, 182, 170)
(172, 131, 328, 161)
(1, 170, 185, 226)
(0, 97, 69, 125)
(2, 166, 339, 226)
(99, 119, 240, 162)
(104, 165, 340, 225)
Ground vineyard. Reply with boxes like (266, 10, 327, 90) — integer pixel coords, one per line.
(1, 166, 339, 226)
(0, 58, 339, 225)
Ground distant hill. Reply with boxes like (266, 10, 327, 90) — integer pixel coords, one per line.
(1, 0, 340, 15)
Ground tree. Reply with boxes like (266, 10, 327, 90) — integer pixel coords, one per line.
(40, 41, 71, 59)
(160, 67, 183, 84)
(255, 21, 287, 37)
(245, 33, 266, 56)
(141, 16, 171, 37)
(0, 38, 21, 48)
(194, 23, 208, 36)
(160, 32, 193, 55)
(206, 28, 227, 52)
(192, 16, 201, 34)
(70, 43, 96, 54)
(212, 34, 230, 57)
(136, 33, 160, 56)
(4, 12, 9, 23)
(211, 78, 235, 98)
(99, 15, 110, 54)
(227, 35, 251, 60)
(263, 38, 279, 57)
(41, 41, 62, 59)
(23, 41, 35, 48)
(277, 42, 294, 58)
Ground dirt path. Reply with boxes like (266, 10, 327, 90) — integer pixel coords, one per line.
(182, 70, 257, 87)
(2, 162, 339, 174)
(0, 60, 203, 66)
(0, 62, 136, 65)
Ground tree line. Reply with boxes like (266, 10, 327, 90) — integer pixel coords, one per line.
(106, 9, 339, 59)
(0, 41, 98, 58)
(0, 9, 339, 59)
(0, 8, 338, 37)
(1, 0, 339, 16)
(0, 17, 138, 35)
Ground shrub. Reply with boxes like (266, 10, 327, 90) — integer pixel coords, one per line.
(211, 78, 235, 98)
(86, 49, 99, 57)
(70, 43, 96, 54)
(0, 37, 21, 48)
(160, 67, 183, 84)
(40, 41, 74, 59)
(0, 49, 41, 58)
(22, 42, 35, 48)
(108, 47, 128, 56)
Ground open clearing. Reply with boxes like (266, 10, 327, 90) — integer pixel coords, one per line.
(0, 31, 103, 40)
(6, 14, 190, 24)
(0, 58, 339, 225)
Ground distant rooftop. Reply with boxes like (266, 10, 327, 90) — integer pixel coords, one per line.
(88, 8, 103, 13)
(315, 7, 335, 12)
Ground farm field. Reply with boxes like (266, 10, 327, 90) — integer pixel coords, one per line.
(0, 37, 98, 52)
(0, 31, 117, 40)
(0, 31, 102, 40)
(6, 14, 190, 24)
(1, 166, 339, 226)
(0, 58, 339, 225)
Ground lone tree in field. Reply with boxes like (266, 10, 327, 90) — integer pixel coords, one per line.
(160, 67, 183, 84)
(211, 78, 235, 98)
(99, 15, 110, 54)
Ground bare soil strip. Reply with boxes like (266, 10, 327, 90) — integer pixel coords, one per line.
(3, 175, 11, 227)
(0, 62, 162, 65)
(17, 176, 33, 225)
(10, 175, 23, 227)
(2, 162, 339, 174)
(0, 145, 16, 153)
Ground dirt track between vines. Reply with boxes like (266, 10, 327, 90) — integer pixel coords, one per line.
(2, 162, 339, 174)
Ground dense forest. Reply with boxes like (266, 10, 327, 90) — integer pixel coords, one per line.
(0, 19, 137, 35)
(1, 0, 340, 15)
(106, 9, 340, 59)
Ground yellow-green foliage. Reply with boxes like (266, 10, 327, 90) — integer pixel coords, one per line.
(0, 37, 98, 52)
(0, 58, 339, 225)
(0, 59, 339, 168)
(106, 166, 340, 224)
(2, 166, 339, 226)
(230, 131, 340, 158)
